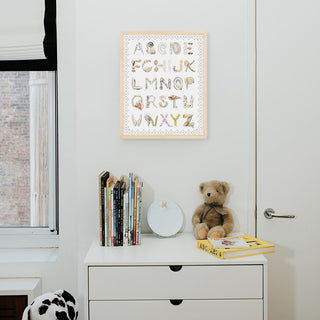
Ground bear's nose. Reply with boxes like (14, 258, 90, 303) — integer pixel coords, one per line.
(207, 193, 211, 197)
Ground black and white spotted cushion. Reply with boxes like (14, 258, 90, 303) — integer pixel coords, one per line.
(22, 290, 79, 320)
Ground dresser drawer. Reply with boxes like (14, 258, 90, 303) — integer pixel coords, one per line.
(89, 265, 263, 300)
(90, 300, 263, 320)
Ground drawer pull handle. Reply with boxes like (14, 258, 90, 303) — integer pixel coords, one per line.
(169, 265, 182, 272)
(170, 299, 183, 306)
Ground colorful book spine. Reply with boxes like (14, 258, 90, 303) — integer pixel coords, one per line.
(130, 174, 135, 245)
(123, 191, 129, 246)
(119, 182, 124, 246)
(128, 173, 132, 245)
(99, 171, 109, 246)
(107, 176, 114, 247)
(133, 178, 138, 245)
(137, 181, 143, 245)
(104, 186, 108, 246)
(113, 182, 119, 246)
(136, 183, 140, 245)
(98, 171, 104, 246)
(108, 184, 112, 246)
(110, 184, 115, 246)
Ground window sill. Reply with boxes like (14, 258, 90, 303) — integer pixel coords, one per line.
(0, 234, 59, 249)
(0, 247, 59, 263)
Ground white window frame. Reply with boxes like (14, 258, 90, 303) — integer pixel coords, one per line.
(0, 71, 58, 248)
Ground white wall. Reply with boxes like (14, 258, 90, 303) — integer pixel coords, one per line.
(75, 0, 255, 313)
(0, 1, 255, 318)
(75, 0, 255, 235)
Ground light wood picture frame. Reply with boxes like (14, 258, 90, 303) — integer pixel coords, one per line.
(120, 31, 207, 139)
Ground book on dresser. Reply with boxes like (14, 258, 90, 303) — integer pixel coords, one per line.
(113, 180, 120, 246)
(98, 171, 143, 247)
(119, 179, 125, 246)
(106, 175, 115, 246)
(98, 171, 109, 246)
(197, 235, 275, 259)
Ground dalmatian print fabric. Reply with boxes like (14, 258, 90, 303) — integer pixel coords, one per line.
(22, 290, 79, 320)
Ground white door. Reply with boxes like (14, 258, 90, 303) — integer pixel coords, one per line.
(257, 1, 320, 320)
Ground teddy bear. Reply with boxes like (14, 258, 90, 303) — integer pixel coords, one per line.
(192, 180, 234, 239)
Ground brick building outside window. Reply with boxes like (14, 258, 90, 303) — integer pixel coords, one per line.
(0, 71, 57, 246)
(0, 72, 31, 226)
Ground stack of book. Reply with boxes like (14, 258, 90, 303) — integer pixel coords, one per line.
(99, 171, 143, 246)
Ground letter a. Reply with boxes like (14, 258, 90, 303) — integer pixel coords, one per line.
(134, 42, 144, 55)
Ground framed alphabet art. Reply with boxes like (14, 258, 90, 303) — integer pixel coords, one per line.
(120, 31, 207, 139)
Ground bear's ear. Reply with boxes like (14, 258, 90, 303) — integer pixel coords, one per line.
(220, 182, 230, 195)
(199, 183, 205, 194)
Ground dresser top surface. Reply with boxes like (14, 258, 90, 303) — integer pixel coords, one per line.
(85, 233, 268, 266)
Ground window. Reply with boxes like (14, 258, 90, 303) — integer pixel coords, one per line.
(0, 70, 58, 248)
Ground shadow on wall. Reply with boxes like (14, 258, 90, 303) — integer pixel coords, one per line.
(267, 245, 295, 320)
(226, 183, 240, 234)
(140, 178, 154, 233)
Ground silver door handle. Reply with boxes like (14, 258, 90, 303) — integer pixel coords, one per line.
(264, 208, 295, 219)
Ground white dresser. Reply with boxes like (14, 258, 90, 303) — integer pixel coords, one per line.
(84, 233, 268, 320)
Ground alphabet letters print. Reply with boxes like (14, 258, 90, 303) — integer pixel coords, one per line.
(120, 31, 207, 138)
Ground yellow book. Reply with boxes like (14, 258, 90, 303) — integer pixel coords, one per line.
(197, 235, 275, 259)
